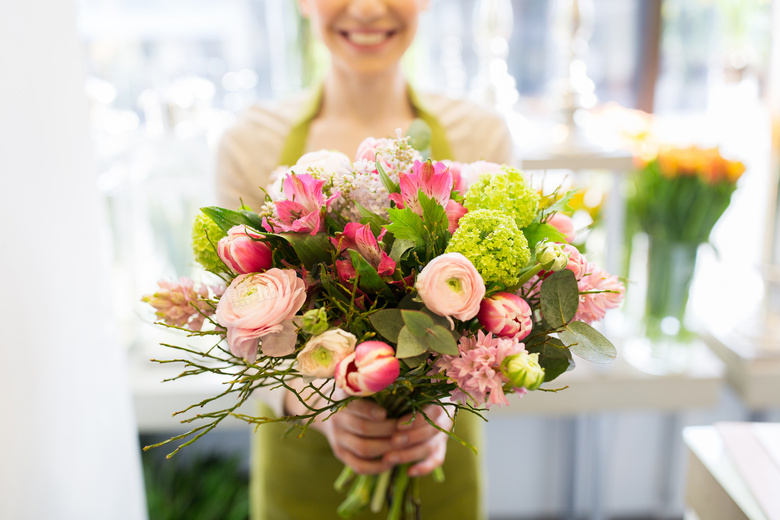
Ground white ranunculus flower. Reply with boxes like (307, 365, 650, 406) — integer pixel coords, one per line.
(296, 329, 357, 378)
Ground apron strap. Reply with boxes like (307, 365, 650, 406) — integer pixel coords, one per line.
(276, 84, 454, 166)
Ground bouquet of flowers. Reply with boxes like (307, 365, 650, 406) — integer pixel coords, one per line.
(628, 145, 744, 340)
(142, 133, 625, 519)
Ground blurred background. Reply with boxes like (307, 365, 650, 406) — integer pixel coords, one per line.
(3, 0, 780, 519)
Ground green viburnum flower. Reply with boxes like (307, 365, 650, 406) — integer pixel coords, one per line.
(464, 166, 539, 229)
(192, 213, 227, 273)
(445, 209, 531, 287)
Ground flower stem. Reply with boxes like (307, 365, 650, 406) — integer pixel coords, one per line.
(513, 263, 543, 290)
(334, 465, 355, 492)
(337, 474, 374, 519)
(432, 467, 445, 483)
(370, 469, 392, 513)
(387, 465, 411, 520)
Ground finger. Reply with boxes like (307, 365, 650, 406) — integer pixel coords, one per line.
(344, 399, 387, 421)
(397, 405, 447, 431)
(382, 433, 444, 467)
(390, 424, 437, 449)
(337, 412, 397, 438)
(334, 431, 394, 459)
(333, 445, 393, 475)
(407, 437, 446, 477)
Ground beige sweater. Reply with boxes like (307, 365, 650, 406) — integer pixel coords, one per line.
(214, 90, 516, 210)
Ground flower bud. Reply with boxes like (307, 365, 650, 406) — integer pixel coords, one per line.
(535, 241, 568, 271)
(503, 352, 545, 391)
(301, 308, 329, 336)
(477, 292, 533, 340)
(335, 341, 400, 396)
(218, 226, 273, 274)
(296, 329, 356, 378)
(141, 277, 217, 331)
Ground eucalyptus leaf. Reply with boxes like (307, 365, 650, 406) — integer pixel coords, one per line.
(401, 310, 435, 338)
(426, 325, 458, 355)
(540, 270, 579, 328)
(525, 337, 575, 382)
(396, 327, 428, 358)
(402, 353, 430, 369)
(406, 118, 432, 157)
(398, 293, 423, 310)
(369, 309, 405, 343)
(558, 321, 617, 364)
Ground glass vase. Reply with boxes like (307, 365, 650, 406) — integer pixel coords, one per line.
(628, 236, 700, 374)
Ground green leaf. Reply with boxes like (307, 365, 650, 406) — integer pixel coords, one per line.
(525, 337, 575, 382)
(523, 222, 568, 252)
(396, 327, 428, 358)
(401, 310, 435, 338)
(397, 293, 423, 310)
(389, 239, 416, 263)
(426, 325, 458, 355)
(376, 160, 400, 194)
(201, 206, 264, 234)
(277, 232, 332, 271)
(418, 191, 448, 232)
(385, 208, 427, 247)
(545, 188, 579, 214)
(348, 250, 393, 297)
(369, 309, 405, 343)
(540, 270, 579, 328)
(419, 307, 452, 331)
(402, 353, 430, 368)
(357, 203, 391, 238)
(558, 321, 617, 364)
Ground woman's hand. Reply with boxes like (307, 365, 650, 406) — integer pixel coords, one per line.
(384, 405, 453, 477)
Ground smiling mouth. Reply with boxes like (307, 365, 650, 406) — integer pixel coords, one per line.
(340, 30, 397, 47)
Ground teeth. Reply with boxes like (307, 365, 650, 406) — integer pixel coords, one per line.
(346, 32, 389, 46)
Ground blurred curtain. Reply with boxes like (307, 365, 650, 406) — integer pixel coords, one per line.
(0, 1, 147, 519)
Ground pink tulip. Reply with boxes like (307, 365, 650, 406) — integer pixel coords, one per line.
(389, 160, 453, 215)
(331, 222, 396, 277)
(415, 253, 485, 326)
(215, 269, 306, 362)
(335, 341, 400, 396)
(561, 244, 588, 279)
(273, 173, 339, 235)
(445, 199, 468, 233)
(548, 213, 576, 243)
(218, 226, 273, 274)
(477, 292, 533, 341)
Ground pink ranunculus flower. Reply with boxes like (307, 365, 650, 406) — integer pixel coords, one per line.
(548, 213, 576, 243)
(273, 173, 339, 235)
(389, 160, 453, 215)
(562, 244, 588, 279)
(573, 266, 625, 324)
(215, 269, 307, 362)
(331, 222, 396, 277)
(354, 137, 394, 164)
(218, 226, 273, 274)
(335, 341, 400, 396)
(293, 150, 352, 177)
(297, 329, 357, 378)
(415, 252, 485, 326)
(458, 161, 503, 190)
(445, 199, 468, 233)
(477, 292, 533, 341)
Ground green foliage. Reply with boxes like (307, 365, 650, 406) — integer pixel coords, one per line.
(525, 336, 575, 382)
(540, 270, 580, 328)
(523, 222, 568, 252)
(143, 451, 248, 520)
(200, 206, 264, 235)
(191, 213, 228, 273)
(558, 321, 617, 363)
(406, 118, 432, 159)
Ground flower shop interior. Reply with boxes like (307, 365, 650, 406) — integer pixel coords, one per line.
(4, 0, 780, 519)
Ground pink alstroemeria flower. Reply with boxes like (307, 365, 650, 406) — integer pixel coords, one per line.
(389, 160, 453, 215)
(274, 173, 339, 235)
(335, 341, 400, 397)
(331, 222, 396, 277)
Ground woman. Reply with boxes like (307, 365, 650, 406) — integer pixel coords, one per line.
(216, 1, 515, 518)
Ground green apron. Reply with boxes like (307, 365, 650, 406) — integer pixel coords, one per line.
(251, 86, 485, 520)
